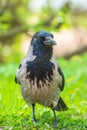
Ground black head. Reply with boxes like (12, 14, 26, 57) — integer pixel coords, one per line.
(31, 31, 57, 46)
(30, 31, 57, 57)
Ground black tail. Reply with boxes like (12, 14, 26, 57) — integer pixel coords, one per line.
(54, 97, 68, 111)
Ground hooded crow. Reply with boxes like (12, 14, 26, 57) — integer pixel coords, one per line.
(15, 31, 68, 127)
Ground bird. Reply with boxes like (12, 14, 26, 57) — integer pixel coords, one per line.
(15, 31, 68, 127)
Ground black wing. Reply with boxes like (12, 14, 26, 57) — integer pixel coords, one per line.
(15, 64, 22, 84)
(58, 66, 65, 91)
(15, 76, 17, 83)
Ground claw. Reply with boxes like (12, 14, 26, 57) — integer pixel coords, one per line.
(52, 120, 58, 128)
(32, 118, 37, 124)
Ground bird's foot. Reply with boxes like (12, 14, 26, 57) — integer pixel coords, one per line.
(52, 120, 58, 128)
(32, 118, 37, 124)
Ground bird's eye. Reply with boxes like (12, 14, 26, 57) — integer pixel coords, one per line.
(51, 34, 53, 38)
(38, 36, 45, 41)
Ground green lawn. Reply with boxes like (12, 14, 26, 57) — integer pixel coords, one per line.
(0, 53, 87, 130)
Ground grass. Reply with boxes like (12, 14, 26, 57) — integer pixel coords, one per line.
(0, 53, 87, 130)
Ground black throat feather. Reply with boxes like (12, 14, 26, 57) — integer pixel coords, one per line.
(26, 39, 55, 88)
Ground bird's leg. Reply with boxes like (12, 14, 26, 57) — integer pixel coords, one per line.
(52, 108, 58, 127)
(32, 103, 37, 124)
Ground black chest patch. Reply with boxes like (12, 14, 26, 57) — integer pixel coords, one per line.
(26, 59, 55, 88)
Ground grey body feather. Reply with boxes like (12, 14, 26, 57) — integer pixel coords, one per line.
(15, 31, 68, 117)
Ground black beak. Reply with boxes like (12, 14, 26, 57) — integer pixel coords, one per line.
(44, 37, 57, 46)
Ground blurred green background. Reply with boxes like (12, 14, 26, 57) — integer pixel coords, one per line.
(0, 0, 87, 129)
(1, 0, 87, 63)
